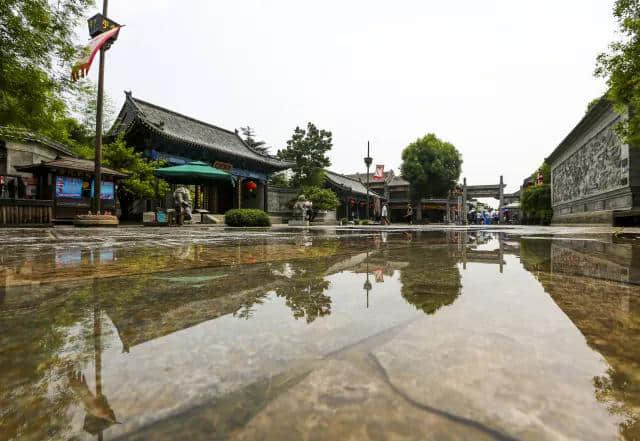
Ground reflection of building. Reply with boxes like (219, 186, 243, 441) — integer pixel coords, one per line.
(108, 92, 293, 214)
(519, 236, 640, 437)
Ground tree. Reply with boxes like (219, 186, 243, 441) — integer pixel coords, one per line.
(277, 122, 332, 188)
(400, 133, 462, 221)
(102, 137, 170, 219)
(240, 126, 269, 155)
(596, 0, 640, 145)
(0, 0, 94, 138)
(268, 172, 290, 187)
(300, 186, 340, 222)
(520, 162, 552, 225)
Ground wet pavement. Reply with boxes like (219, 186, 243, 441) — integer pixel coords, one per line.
(2, 226, 640, 440)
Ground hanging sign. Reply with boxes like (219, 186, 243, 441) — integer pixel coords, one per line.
(71, 25, 122, 81)
(373, 165, 385, 181)
(214, 161, 233, 172)
(88, 13, 121, 38)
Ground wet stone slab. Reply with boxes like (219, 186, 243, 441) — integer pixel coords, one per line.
(2, 227, 640, 440)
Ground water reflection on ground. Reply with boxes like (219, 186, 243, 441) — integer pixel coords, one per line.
(2, 228, 640, 440)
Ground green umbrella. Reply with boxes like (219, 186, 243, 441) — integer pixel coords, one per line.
(154, 161, 236, 186)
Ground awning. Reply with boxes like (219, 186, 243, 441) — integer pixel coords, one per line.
(154, 161, 236, 186)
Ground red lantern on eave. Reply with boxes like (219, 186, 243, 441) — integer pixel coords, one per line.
(244, 180, 258, 192)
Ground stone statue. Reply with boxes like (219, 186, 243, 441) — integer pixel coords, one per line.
(292, 194, 312, 221)
(173, 185, 192, 222)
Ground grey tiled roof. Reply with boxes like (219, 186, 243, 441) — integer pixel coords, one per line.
(324, 170, 382, 198)
(388, 175, 409, 187)
(15, 157, 127, 177)
(0, 126, 75, 157)
(110, 93, 293, 170)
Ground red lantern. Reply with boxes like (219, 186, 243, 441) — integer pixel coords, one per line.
(244, 180, 258, 192)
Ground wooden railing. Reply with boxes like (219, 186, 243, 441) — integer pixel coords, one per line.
(0, 199, 53, 227)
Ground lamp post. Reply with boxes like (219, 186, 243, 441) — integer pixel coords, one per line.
(92, 0, 110, 214)
(364, 141, 372, 220)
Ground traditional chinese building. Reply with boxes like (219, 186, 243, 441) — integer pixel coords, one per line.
(108, 92, 293, 214)
(0, 127, 127, 224)
(323, 170, 383, 220)
(345, 169, 461, 222)
(547, 98, 638, 225)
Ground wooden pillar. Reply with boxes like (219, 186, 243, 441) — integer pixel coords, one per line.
(445, 201, 450, 223)
(235, 178, 243, 209)
(263, 181, 268, 212)
(462, 177, 468, 225)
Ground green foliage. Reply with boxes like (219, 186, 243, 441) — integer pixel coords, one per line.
(340, 217, 348, 225)
(530, 162, 551, 184)
(268, 173, 289, 187)
(595, 0, 640, 145)
(277, 122, 332, 188)
(300, 186, 340, 222)
(240, 126, 269, 155)
(224, 209, 271, 227)
(400, 133, 463, 203)
(102, 137, 169, 217)
(0, 0, 94, 138)
(521, 185, 552, 225)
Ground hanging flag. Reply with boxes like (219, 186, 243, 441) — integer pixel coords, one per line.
(373, 164, 384, 181)
(71, 26, 121, 82)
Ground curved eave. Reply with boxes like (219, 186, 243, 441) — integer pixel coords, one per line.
(109, 95, 293, 172)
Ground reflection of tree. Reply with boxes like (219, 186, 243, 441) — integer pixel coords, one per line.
(519, 238, 551, 273)
(273, 260, 332, 323)
(0, 283, 95, 441)
(397, 245, 462, 314)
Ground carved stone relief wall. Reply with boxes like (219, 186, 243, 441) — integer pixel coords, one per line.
(552, 125, 626, 205)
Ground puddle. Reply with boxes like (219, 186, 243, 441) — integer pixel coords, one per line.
(1, 228, 640, 440)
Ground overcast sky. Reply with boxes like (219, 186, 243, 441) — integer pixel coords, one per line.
(83, 0, 617, 194)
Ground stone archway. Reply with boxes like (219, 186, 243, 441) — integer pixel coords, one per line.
(462, 175, 506, 224)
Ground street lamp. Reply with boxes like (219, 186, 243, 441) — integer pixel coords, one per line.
(364, 141, 372, 220)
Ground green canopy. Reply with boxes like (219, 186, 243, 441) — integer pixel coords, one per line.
(154, 161, 236, 186)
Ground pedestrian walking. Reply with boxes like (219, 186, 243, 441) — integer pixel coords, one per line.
(405, 204, 413, 225)
(381, 203, 390, 225)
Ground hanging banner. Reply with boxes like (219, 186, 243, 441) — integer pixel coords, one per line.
(373, 165, 384, 181)
(71, 26, 122, 81)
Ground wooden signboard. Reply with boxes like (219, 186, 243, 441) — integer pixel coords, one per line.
(213, 161, 233, 172)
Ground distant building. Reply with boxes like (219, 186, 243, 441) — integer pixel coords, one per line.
(546, 98, 635, 225)
(344, 169, 461, 222)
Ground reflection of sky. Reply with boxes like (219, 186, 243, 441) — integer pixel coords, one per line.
(54, 248, 114, 268)
(55, 248, 82, 267)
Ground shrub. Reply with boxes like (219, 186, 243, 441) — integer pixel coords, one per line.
(521, 184, 552, 225)
(340, 217, 348, 225)
(299, 186, 340, 221)
(224, 209, 271, 227)
(360, 219, 370, 225)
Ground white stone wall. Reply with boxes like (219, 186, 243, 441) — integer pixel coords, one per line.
(551, 108, 629, 211)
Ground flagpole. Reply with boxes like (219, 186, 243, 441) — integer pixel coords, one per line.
(93, 0, 108, 214)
